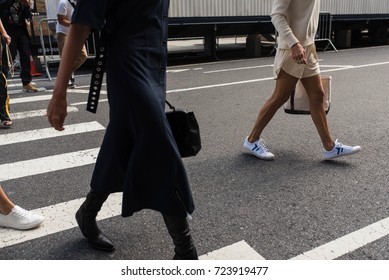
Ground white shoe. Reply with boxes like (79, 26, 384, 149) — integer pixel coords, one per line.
(0, 205, 44, 230)
(243, 137, 275, 160)
(323, 139, 361, 160)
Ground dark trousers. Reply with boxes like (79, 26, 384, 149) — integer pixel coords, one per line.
(2, 25, 32, 85)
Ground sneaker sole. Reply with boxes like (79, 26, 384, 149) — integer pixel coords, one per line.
(0, 218, 43, 230)
(324, 147, 361, 160)
(243, 145, 275, 161)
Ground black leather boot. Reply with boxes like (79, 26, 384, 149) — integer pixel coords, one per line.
(162, 214, 198, 260)
(75, 191, 115, 251)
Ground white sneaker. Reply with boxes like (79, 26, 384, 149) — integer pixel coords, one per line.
(323, 139, 361, 160)
(0, 205, 44, 230)
(243, 137, 275, 160)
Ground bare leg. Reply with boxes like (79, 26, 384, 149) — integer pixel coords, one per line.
(248, 70, 298, 143)
(300, 74, 334, 151)
(0, 185, 44, 229)
(0, 186, 15, 215)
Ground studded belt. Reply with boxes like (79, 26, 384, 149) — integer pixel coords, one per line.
(86, 43, 107, 113)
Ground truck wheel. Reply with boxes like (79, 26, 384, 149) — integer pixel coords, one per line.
(351, 29, 362, 43)
(369, 24, 388, 45)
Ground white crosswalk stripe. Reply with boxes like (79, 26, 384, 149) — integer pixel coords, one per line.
(1, 87, 107, 251)
(1, 77, 388, 261)
(0, 193, 122, 249)
(0, 148, 99, 182)
(10, 95, 52, 104)
(10, 106, 78, 120)
(0, 121, 104, 146)
(4, 86, 251, 258)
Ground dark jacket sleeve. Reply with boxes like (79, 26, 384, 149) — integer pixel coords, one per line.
(72, 0, 109, 30)
(0, 0, 17, 8)
(21, 4, 31, 20)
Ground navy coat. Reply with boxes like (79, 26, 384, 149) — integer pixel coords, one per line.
(72, 0, 195, 217)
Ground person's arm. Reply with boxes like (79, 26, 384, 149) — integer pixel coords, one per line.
(47, 23, 91, 131)
(271, 0, 306, 64)
(19, 0, 31, 19)
(57, 1, 71, 27)
(57, 14, 71, 27)
(0, 0, 17, 8)
(271, 0, 298, 48)
(0, 19, 11, 45)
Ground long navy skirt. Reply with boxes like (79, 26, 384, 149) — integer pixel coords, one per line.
(89, 39, 195, 218)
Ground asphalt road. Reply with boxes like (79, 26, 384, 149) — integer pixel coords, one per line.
(0, 45, 388, 260)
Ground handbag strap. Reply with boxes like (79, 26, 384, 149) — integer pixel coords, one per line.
(5, 44, 12, 69)
(290, 89, 295, 111)
(165, 100, 176, 111)
(67, 0, 76, 9)
(5, 45, 12, 63)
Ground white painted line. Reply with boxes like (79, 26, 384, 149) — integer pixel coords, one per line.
(319, 61, 389, 74)
(70, 98, 108, 106)
(10, 106, 78, 120)
(8, 87, 46, 95)
(167, 77, 274, 93)
(0, 148, 99, 182)
(199, 240, 266, 260)
(68, 89, 107, 95)
(167, 69, 191, 73)
(6, 82, 24, 88)
(0, 121, 105, 146)
(291, 216, 389, 260)
(10, 94, 52, 104)
(167, 61, 389, 94)
(68, 89, 89, 94)
(203, 64, 273, 74)
(319, 65, 354, 68)
(202, 64, 352, 74)
(9, 91, 107, 104)
(70, 83, 106, 89)
(0, 193, 122, 249)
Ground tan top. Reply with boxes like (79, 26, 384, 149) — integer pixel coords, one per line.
(271, 0, 320, 49)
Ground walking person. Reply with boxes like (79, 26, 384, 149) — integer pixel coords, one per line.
(47, 0, 198, 259)
(0, 0, 38, 92)
(0, 18, 12, 127)
(56, 0, 87, 88)
(0, 185, 44, 230)
(244, 0, 361, 160)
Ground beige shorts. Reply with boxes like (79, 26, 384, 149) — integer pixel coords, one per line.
(273, 44, 320, 79)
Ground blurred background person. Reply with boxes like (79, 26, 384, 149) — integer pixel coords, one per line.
(0, 0, 39, 92)
(56, 0, 87, 88)
(0, 17, 12, 127)
(47, 0, 198, 259)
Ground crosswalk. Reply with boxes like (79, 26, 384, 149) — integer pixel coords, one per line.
(1, 84, 110, 250)
(2, 77, 389, 261)
(1, 83, 265, 260)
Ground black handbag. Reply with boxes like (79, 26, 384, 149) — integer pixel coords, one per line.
(165, 100, 201, 158)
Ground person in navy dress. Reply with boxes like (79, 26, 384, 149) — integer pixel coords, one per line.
(47, 0, 197, 259)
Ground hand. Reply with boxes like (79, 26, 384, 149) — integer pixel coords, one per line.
(2, 33, 11, 45)
(47, 95, 67, 131)
(291, 42, 307, 64)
